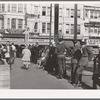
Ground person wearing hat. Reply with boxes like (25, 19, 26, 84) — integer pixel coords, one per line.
(74, 40, 94, 86)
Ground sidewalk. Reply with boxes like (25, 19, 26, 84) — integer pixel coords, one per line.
(0, 59, 10, 89)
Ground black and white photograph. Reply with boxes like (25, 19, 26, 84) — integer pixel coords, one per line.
(0, 1, 100, 90)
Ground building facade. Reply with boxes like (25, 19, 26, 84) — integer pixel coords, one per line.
(0, 3, 100, 45)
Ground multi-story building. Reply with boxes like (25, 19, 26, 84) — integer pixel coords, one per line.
(0, 3, 100, 46)
(83, 4, 100, 46)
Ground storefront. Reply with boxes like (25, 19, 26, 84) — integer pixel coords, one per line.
(0, 33, 54, 45)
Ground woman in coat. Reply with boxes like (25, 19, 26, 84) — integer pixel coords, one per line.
(22, 45, 31, 70)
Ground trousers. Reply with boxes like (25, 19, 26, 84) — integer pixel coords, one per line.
(71, 63, 77, 84)
(57, 55, 66, 78)
(75, 57, 88, 84)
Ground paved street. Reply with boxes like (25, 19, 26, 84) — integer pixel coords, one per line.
(10, 58, 94, 89)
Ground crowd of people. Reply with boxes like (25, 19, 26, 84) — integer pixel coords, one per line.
(0, 38, 98, 87)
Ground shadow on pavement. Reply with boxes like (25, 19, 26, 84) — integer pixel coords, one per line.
(20, 66, 26, 69)
(81, 82, 93, 89)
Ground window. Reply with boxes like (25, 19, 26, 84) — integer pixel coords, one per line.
(66, 24, 69, 34)
(90, 27, 93, 33)
(34, 6, 38, 15)
(59, 23, 62, 33)
(18, 4, 23, 13)
(42, 23, 46, 33)
(12, 4, 16, 12)
(59, 8, 62, 17)
(8, 4, 10, 12)
(71, 9, 74, 18)
(98, 28, 100, 34)
(34, 22, 38, 32)
(47, 7, 50, 16)
(2, 4, 5, 11)
(24, 4, 27, 13)
(85, 27, 88, 32)
(18, 19, 23, 29)
(77, 25, 80, 34)
(90, 11, 94, 19)
(11, 19, 16, 29)
(47, 23, 50, 34)
(94, 12, 97, 19)
(98, 12, 100, 18)
(42, 7, 46, 16)
(66, 9, 69, 18)
(77, 10, 80, 18)
(85, 10, 89, 18)
(94, 28, 98, 33)
(71, 24, 74, 34)
(7, 18, 10, 28)
(1, 20, 4, 29)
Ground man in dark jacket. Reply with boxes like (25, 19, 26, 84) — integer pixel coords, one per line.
(47, 42, 58, 74)
(34, 42, 39, 64)
(56, 38, 72, 79)
(75, 40, 94, 86)
(70, 41, 82, 85)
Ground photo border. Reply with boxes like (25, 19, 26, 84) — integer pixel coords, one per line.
(0, 0, 100, 99)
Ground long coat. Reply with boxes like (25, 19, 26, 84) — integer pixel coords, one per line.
(22, 48, 31, 62)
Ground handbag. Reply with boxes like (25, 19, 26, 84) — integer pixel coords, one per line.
(5, 52, 10, 58)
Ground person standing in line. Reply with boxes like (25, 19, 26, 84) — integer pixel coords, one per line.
(47, 41, 58, 74)
(70, 41, 82, 86)
(31, 43, 36, 63)
(75, 40, 94, 86)
(16, 44, 22, 58)
(0, 43, 4, 64)
(4, 41, 14, 70)
(92, 44, 100, 88)
(56, 38, 72, 79)
(11, 43, 16, 64)
(22, 45, 31, 70)
(34, 42, 39, 64)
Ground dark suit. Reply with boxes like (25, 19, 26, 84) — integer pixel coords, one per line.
(75, 46, 94, 84)
(71, 46, 82, 84)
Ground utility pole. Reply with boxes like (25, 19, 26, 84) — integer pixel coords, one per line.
(74, 4, 77, 44)
(54, 4, 59, 44)
(49, 4, 52, 45)
(25, 12, 29, 46)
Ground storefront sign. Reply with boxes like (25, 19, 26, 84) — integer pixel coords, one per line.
(87, 39, 100, 45)
(84, 23, 100, 27)
(1, 38, 25, 44)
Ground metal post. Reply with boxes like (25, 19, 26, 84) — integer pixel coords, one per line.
(54, 4, 59, 44)
(74, 4, 77, 44)
(93, 56, 97, 89)
(49, 4, 52, 45)
(25, 12, 29, 46)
